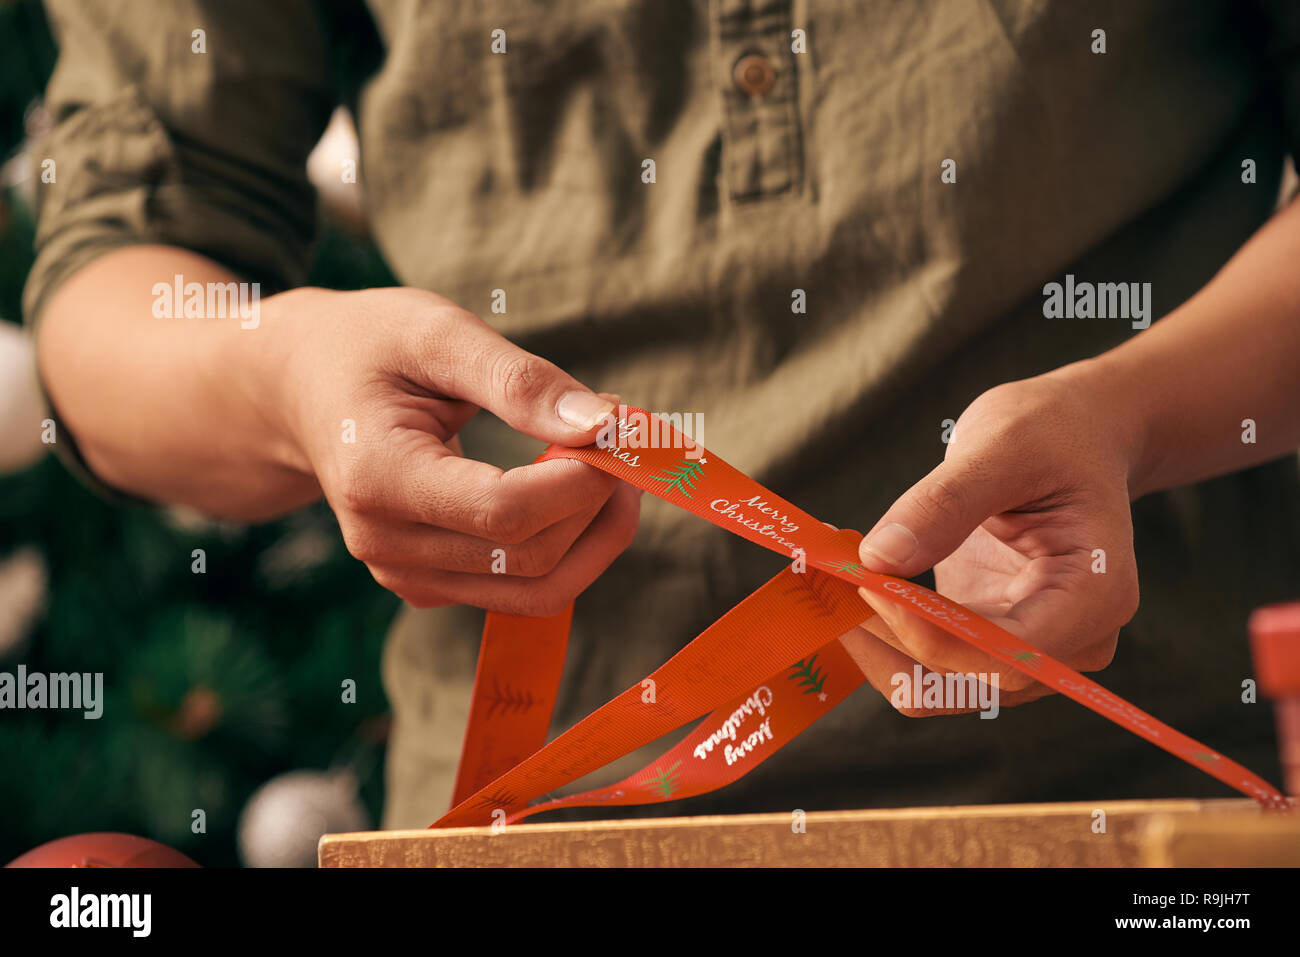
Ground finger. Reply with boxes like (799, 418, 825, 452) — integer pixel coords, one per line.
(844, 619, 1056, 711)
(856, 606, 919, 659)
(1001, 592, 1126, 672)
(413, 306, 618, 445)
(837, 626, 981, 717)
(378, 482, 641, 615)
(857, 588, 1043, 693)
(370, 501, 606, 576)
(857, 612, 895, 644)
(364, 435, 621, 540)
(858, 455, 1027, 578)
(997, 682, 1059, 708)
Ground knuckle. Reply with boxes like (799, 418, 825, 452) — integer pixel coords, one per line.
(513, 540, 565, 577)
(996, 669, 1035, 692)
(480, 502, 532, 545)
(371, 568, 444, 609)
(341, 523, 385, 564)
(491, 352, 552, 409)
(514, 588, 570, 619)
(988, 403, 1040, 447)
(894, 705, 933, 719)
(979, 381, 1060, 440)
(334, 464, 378, 515)
(1078, 638, 1119, 672)
(1117, 574, 1140, 624)
(368, 565, 405, 596)
(915, 476, 967, 527)
(404, 591, 448, 610)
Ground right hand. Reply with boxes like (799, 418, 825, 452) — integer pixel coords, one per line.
(267, 286, 639, 616)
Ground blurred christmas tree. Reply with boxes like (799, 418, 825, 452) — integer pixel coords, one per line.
(0, 0, 403, 866)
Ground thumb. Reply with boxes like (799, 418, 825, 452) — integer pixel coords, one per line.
(859, 458, 1018, 577)
(444, 316, 618, 445)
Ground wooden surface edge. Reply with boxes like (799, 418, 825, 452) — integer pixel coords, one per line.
(318, 798, 1277, 868)
(1140, 811, 1300, 867)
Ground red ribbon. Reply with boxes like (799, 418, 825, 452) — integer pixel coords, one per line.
(432, 408, 1287, 829)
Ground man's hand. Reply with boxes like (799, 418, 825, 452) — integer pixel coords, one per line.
(38, 247, 638, 618)
(842, 370, 1141, 713)
(267, 286, 638, 616)
(840, 195, 1300, 714)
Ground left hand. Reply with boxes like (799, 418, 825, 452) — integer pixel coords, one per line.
(840, 366, 1141, 715)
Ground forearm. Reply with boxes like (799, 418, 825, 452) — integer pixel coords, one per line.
(36, 245, 318, 519)
(1067, 194, 1300, 499)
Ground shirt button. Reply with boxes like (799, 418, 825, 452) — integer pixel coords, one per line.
(733, 53, 776, 97)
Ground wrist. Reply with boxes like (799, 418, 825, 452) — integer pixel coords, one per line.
(1040, 356, 1154, 499)
(223, 286, 318, 478)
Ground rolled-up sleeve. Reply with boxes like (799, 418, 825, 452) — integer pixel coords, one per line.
(23, 0, 335, 326)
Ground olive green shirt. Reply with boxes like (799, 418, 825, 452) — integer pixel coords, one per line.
(27, 0, 1300, 827)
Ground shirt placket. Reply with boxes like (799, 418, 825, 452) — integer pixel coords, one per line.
(713, 0, 804, 202)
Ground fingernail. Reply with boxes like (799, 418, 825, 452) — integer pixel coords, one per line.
(861, 523, 919, 568)
(557, 391, 616, 431)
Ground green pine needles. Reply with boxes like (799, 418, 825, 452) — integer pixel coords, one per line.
(817, 559, 866, 578)
(648, 459, 705, 498)
(643, 761, 683, 798)
(787, 654, 827, 696)
(1010, 650, 1042, 670)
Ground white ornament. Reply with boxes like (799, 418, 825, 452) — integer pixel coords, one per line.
(0, 322, 49, 474)
(237, 769, 368, 868)
(306, 107, 367, 236)
(0, 546, 47, 658)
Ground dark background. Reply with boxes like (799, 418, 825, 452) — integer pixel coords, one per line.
(0, 0, 403, 866)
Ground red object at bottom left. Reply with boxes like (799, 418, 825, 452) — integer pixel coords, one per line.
(6, 833, 199, 868)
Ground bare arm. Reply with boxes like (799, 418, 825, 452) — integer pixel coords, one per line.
(37, 245, 316, 520)
(35, 243, 638, 617)
(1090, 194, 1300, 499)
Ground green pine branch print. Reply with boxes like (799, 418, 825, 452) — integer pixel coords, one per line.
(484, 678, 537, 717)
(1003, 650, 1042, 670)
(648, 459, 705, 499)
(817, 560, 866, 578)
(787, 654, 827, 696)
(782, 572, 840, 619)
(471, 788, 518, 810)
(643, 761, 683, 798)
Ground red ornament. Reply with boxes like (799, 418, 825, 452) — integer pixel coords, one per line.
(6, 833, 199, 868)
